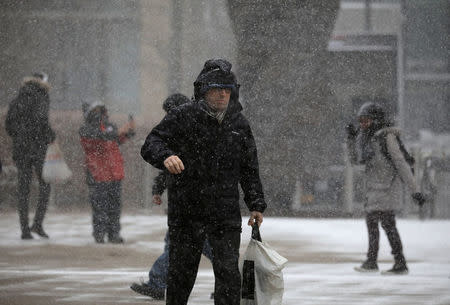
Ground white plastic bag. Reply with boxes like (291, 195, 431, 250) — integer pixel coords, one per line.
(240, 224, 288, 305)
(42, 143, 72, 184)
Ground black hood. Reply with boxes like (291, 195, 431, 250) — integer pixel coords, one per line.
(193, 59, 240, 102)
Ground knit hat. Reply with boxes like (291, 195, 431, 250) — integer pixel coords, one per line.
(194, 59, 238, 100)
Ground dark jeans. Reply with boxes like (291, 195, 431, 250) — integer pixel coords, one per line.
(167, 224, 241, 305)
(88, 181, 122, 240)
(365, 210, 405, 263)
(15, 153, 50, 233)
(146, 230, 213, 290)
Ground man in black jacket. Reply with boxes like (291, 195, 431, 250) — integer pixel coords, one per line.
(141, 59, 266, 305)
(5, 72, 55, 239)
(132, 93, 214, 300)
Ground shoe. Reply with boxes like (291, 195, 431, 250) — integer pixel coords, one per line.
(21, 231, 33, 240)
(130, 282, 164, 300)
(381, 262, 409, 275)
(94, 236, 105, 243)
(354, 260, 379, 273)
(30, 225, 49, 238)
(109, 236, 124, 244)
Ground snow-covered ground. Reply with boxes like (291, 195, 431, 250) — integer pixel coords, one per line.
(0, 211, 449, 305)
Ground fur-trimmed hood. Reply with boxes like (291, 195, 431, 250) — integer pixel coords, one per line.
(21, 76, 50, 92)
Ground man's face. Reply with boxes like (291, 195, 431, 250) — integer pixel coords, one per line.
(359, 116, 373, 130)
(204, 87, 231, 112)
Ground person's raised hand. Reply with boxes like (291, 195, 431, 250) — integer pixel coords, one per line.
(412, 192, 426, 206)
(164, 155, 185, 174)
(345, 123, 358, 140)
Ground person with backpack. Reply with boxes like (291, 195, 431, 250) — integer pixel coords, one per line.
(5, 72, 55, 240)
(346, 102, 425, 275)
(130, 93, 214, 300)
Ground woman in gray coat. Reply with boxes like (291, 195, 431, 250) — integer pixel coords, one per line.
(347, 102, 425, 275)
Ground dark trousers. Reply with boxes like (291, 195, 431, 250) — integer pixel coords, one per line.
(365, 210, 405, 263)
(88, 181, 122, 240)
(167, 224, 241, 305)
(15, 153, 50, 234)
(147, 230, 213, 290)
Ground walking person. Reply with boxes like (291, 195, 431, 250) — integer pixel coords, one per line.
(131, 93, 214, 300)
(346, 102, 425, 275)
(141, 59, 266, 305)
(79, 101, 135, 243)
(5, 72, 55, 239)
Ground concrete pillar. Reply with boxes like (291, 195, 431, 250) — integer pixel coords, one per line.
(228, 0, 340, 211)
(139, 0, 172, 124)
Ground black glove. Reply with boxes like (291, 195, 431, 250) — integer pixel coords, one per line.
(345, 123, 358, 140)
(412, 192, 426, 206)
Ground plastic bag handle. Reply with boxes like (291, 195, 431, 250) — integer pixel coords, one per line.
(252, 223, 262, 242)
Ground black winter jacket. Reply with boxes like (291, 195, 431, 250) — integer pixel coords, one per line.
(5, 77, 55, 161)
(141, 99, 266, 227)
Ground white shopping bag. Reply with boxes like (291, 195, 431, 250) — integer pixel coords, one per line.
(240, 224, 288, 305)
(42, 142, 72, 184)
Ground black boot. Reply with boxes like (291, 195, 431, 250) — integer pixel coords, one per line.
(93, 233, 105, 243)
(20, 216, 32, 240)
(31, 224, 49, 238)
(21, 229, 33, 240)
(382, 254, 408, 275)
(109, 235, 124, 244)
(130, 282, 164, 300)
(19, 207, 31, 239)
(382, 260, 408, 275)
(108, 232, 124, 244)
(354, 260, 379, 273)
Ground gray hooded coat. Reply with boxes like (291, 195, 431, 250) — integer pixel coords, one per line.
(349, 127, 419, 212)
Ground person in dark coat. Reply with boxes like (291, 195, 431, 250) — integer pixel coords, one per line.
(131, 94, 213, 301)
(5, 72, 55, 239)
(79, 101, 135, 243)
(141, 59, 266, 305)
(347, 102, 425, 275)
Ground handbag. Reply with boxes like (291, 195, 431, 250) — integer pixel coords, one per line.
(42, 142, 73, 184)
(240, 224, 288, 305)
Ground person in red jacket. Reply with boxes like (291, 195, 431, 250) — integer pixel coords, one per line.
(79, 101, 135, 243)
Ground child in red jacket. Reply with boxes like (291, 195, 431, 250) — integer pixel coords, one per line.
(79, 101, 135, 243)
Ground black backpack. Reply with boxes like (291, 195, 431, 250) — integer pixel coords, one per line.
(378, 134, 415, 175)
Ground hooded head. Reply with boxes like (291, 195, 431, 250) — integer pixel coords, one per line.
(162, 93, 190, 113)
(357, 102, 389, 133)
(85, 101, 107, 124)
(193, 59, 239, 102)
(21, 72, 50, 94)
(32, 72, 49, 83)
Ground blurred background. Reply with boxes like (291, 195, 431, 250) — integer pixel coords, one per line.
(0, 0, 449, 218)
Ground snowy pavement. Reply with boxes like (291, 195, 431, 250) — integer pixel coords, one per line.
(0, 211, 449, 305)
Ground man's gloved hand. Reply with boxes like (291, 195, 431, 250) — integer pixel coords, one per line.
(345, 123, 358, 140)
(412, 192, 426, 206)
